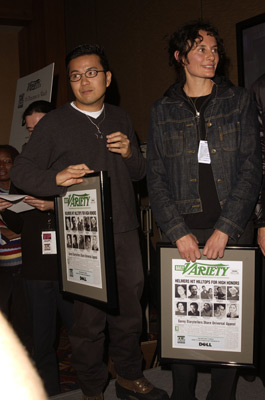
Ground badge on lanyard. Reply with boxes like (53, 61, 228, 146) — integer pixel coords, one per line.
(41, 231, 57, 255)
(198, 140, 211, 164)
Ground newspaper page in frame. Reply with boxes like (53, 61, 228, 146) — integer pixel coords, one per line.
(63, 188, 102, 289)
(172, 259, 242, 352)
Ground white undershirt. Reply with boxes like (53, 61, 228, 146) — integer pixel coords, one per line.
(70, 101, 104, 118)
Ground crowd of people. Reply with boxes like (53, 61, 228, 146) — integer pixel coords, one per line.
(0, 18, 265, 400)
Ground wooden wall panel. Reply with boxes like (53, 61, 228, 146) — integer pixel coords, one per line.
(1, 0, 265, 144)
(0, 30, 19, 144)
(64, 0, 265, 143)
(18, 0, 68, 107)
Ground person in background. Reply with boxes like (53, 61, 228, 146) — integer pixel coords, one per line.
(0, 145, 30, 348)
(1, 101, 74, 396)
(0, 145, 21, 316)
(251, 73, 265, 386)
(22, 100, 55, 137)
(251, 73, 265, 253)
(147, 20, 261, 400)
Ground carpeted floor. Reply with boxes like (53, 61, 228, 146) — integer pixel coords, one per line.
(57, 327, 79, 393)
(56, 305, 160, 394)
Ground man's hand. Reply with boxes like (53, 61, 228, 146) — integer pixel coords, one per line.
(176, 233, 201, 262)
(258, 227, 265, 256)
(23, 196, 54, 212)
(106, 132, 132, 159)
(202, 230, 228, 259)
(0, 198, 12, 211)
(56, 164, 94, 187)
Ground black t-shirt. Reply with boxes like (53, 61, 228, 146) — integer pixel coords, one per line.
(183, 89, 221, 229)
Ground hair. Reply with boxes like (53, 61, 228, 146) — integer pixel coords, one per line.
(177, 302, 185, 308)
(190, 302, 198, 309)
(189, 284, 197, 291)
(65, 44, 110, 74)
(22, 101, 55, 126)
(0, 145, 19, 162)
(168, 20, 225, 83)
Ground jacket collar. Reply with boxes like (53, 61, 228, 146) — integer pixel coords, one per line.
(162, 75, 235, 105)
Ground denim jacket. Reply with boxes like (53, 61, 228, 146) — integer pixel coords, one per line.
(251, 73, 265, 228)
(146, 78, 262, 243)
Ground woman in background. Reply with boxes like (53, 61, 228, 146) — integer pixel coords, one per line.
(0, 145, 29, 347)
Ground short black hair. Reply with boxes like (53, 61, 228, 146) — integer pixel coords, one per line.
(65, 44, 110, 74)
(0, 145, 19, 162)
(168, 20, 225, 83)
(22, 101, 55, 126)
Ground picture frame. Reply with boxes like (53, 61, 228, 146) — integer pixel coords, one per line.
(55, 171, 117, 309)
(158, 244, 261, 368)
(236, 12, 265, 88)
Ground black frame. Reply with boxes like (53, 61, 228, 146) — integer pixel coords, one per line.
(236, 13, 265, 88)
(55, 171, 118, 309)
(158, 244, 261, 369)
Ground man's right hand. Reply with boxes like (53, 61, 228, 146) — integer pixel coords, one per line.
(56, 164, 94, 187)
(176, 233, 201, 262)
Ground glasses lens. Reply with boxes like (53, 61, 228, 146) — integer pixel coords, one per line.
(69, 74, 81, 82)
(85, 70, 98, 78)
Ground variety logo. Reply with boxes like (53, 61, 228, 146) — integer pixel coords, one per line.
(174, 261, 229, 277)
(64, 193, 91, 207)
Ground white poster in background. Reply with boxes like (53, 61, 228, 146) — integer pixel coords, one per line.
(63, 188, 103, 289)
(9, 63, 54, 152)
(172, 259, 242, 352)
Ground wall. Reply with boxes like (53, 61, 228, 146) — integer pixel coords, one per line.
(0, 0, 67, 146)
(0, 28, 20, 145)
(64, 0, 265, 144)
(1, 0, 265, 146)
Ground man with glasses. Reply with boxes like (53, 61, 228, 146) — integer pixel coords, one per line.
(11, 44, 168, 400)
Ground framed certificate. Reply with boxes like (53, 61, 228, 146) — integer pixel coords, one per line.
(158, 244, 261, 368)
(55, 171, 117, 309)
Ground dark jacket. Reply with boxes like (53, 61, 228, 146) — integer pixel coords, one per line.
(1, 196, 58, 280)
(251, 73, 265, 227)
(147, 78, 262, 242)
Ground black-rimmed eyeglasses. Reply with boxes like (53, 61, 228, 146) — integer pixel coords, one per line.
(69, 69, 105, 82)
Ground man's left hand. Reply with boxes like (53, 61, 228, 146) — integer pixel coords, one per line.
(202, 230, 229, 259)
(106, 132, 132, 159)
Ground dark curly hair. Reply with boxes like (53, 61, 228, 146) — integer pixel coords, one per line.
(168, 20, 225, 83)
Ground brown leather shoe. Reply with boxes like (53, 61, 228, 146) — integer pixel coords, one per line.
(116, 375, 169, 400)
(83, 393, 103, 400)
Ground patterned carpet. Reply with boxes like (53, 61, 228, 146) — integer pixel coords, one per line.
(56, 307, 159, 393)
(57, 327, 79, 393)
